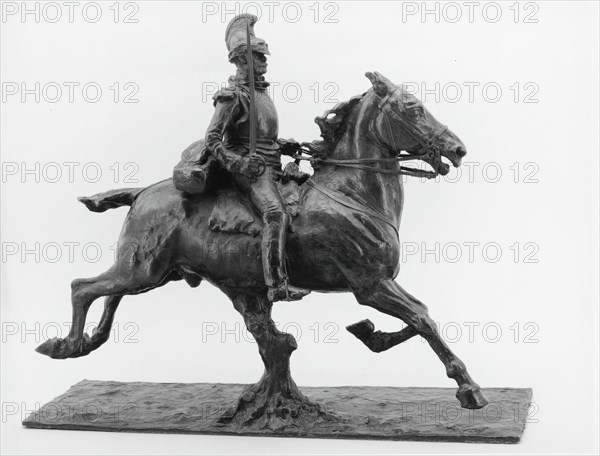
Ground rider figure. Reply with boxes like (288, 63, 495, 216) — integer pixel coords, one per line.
(205, 14, 311, 303)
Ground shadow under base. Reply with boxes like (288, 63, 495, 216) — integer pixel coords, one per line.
(23, 380, 532, 443)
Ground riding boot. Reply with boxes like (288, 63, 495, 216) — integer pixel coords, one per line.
(262, 211, 310, 302)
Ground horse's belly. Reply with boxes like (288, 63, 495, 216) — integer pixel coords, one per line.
(191, 232, 348, 291)
(178, 219, 350, 291)
(179, 227, 266, 287)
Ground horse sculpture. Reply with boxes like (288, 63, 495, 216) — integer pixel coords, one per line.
(36, 72, 488, 426)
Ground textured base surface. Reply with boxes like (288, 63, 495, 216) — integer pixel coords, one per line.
(23, 380, 532, 443)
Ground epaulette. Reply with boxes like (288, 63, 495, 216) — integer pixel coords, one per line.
(212, 87, 237, 105)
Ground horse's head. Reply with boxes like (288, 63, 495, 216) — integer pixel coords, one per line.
(366, 71, 466, 176)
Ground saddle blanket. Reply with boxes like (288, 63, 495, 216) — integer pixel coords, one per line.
(208, 183, 300, 236)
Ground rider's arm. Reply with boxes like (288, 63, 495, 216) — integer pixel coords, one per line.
(205, 89, 242, 172)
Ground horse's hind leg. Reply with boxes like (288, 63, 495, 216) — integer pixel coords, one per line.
(90, 295, 122, 345)
(36, 264, 162, 359)
(68, 295, 123, 358)
(354, 279, 488, 409)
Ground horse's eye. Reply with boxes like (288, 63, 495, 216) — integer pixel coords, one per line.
(407, 106, 424, 119)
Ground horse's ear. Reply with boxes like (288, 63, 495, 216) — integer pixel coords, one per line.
(365, 71, 391, 97)
(365, 71, 381, 87)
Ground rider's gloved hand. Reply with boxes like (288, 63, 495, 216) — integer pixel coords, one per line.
(277, 138, 301, 157)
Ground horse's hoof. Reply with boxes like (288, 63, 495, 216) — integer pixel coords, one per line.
(456, 384, 488, 409)
(36, 337, 84, 359)
(346, 319, 375, 340)
(36, 338, 65, 359)
(77, 196, 97, 211)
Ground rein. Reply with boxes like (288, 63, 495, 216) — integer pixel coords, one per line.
(294, 154, 433, 179)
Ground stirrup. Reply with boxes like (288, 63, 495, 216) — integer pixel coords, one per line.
(267, 281, 310, 302)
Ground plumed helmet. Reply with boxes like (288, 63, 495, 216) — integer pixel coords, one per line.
(225, 14, 270, 62)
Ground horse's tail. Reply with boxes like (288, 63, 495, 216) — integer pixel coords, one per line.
(78, 187, 144, 213)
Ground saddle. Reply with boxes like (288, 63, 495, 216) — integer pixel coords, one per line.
(173, 139, 303, 236)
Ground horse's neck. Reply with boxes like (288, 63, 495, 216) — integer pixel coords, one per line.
(312, 106, 404, 228)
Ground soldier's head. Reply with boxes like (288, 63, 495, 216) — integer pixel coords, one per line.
(232, 52, 268, 76)
(225, 15, 270, 75)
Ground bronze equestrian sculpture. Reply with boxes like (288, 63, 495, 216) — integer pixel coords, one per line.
(35, 14, 488, 427)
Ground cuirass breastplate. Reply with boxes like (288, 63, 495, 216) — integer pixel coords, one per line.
(226, 90, 279, 146)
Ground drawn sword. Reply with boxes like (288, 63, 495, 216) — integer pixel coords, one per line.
(246, 23, 257, 158)
(244, 22, 266, 179)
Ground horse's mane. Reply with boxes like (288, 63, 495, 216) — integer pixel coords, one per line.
(313, 93, 366, 155)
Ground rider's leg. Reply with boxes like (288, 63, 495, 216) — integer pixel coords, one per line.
(243, 166, 310, 302)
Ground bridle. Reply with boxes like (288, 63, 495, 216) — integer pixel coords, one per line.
(377, 87, 448, 178)
(295, 88, 448, 179)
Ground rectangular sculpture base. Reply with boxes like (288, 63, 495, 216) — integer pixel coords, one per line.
(23, 380, 532, 443)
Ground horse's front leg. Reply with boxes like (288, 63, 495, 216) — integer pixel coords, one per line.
(354, 279, 488, 409)
(219, 290, 334, 428)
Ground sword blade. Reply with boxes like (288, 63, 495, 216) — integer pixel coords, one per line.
(246, 22, 257, 156)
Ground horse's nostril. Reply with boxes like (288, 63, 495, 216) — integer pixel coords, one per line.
(456, 147, 467, 158)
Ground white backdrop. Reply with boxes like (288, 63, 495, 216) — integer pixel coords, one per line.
(1, 1, 598, 454)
